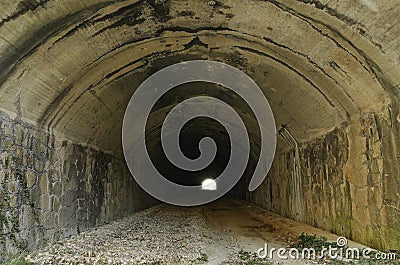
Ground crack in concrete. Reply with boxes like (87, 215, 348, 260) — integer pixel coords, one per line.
(0, 0, 50, 27)
(0, 2, 113, 88)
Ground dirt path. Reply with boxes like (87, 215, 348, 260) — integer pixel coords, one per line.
(198, 200, 366, 264)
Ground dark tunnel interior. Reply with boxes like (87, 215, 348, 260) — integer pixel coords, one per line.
(145, 81, 260, 187)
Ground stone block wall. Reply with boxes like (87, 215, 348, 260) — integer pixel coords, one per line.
(246, 109, 400, 251)
(0, 111, 157, 261)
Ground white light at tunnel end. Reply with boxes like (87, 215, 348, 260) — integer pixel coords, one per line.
(122, 60, 276, 206)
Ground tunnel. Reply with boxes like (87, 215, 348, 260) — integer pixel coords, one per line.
(0, 0, 400, 263)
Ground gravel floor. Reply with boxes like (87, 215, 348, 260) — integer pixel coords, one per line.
(24, 199, 357, 265)
(26, 206, 220, 264)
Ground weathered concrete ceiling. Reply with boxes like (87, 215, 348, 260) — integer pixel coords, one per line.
(0, 0, 398, 156)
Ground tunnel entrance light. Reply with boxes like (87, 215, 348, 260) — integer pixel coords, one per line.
(201, 179, 217, 190)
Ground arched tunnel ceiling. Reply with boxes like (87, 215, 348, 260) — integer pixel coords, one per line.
(0, 0, 398, 156)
